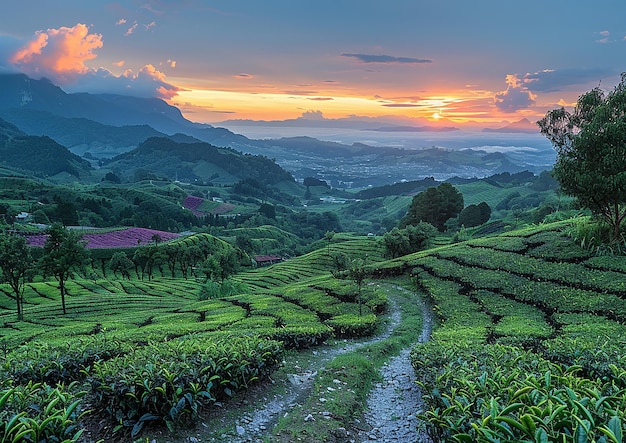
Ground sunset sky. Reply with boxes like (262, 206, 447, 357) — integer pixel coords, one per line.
(1, 1, 626, 127)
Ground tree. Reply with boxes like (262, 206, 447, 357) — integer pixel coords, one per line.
(324, 231, 335, 256)
(258, 203, 276, 219)
(109, 251, 134, 279)
(41, 223, 89, 314)
(178, 245, 203, 279)
(348, 258, 367, 316)
(538, 73, 626, 239)
(382, 228, 410, 259)
(215, 249, 239, 283)
(198, 255, 220, 282)
(382, 223, 437, 258)
(151, 234, 162, 245)
(401, 183, 464, 231)
(458, 202, 491, 228)
(0, 234, 34, 320)
(477, 201, 492, 224)
(330, 251, 349, 277)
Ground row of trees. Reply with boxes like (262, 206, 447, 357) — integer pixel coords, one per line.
(0, 223, 87, 319)
(107, 242, 240, 283)
(0, 225, 242, 321)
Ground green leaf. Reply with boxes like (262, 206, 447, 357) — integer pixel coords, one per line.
(575, 420, 590, 443)
(609, 416, 623, 443)
(600, 416, 624, 443)
(520, 414, 537, 437)
(497, 415, 530, 436)
(535, 428, 548, 443)
(501, 402, 525, 417)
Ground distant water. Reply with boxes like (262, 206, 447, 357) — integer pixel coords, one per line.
(219, 124, 557, 169)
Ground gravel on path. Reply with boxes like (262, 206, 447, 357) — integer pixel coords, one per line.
(188, 284, 432, 443)
(358, 292, 433, 442)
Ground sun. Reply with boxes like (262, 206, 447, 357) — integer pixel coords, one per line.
(431, 111, 442, 120)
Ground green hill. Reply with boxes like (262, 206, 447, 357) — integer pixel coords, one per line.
(0, 117, 93, 181)
(102, 136, 295, 185)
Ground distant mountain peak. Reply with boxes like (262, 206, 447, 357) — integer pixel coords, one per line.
(483, 118, 538, 134)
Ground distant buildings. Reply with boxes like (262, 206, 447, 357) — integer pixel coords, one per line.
(253, 254, 283, 267)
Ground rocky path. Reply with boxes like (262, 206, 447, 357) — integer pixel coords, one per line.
(184, 284, 431, 443)
(357, 293, 433, 442)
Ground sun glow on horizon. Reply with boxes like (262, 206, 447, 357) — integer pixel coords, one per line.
(170, 84, 530, 126)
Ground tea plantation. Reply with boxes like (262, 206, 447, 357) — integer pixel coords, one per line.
(372, 219, 626, 442)
(4, 219, 626, 442)
(0, 233, 387, 441)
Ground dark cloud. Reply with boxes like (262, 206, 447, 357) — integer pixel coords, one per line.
(523, 68, 613, 92)
(300, 110, 325, 120)
(494, 74, 536, 113)
(341, 53, 432, 64)
(307, 97, 333, 101)
(284, 90, 319, 96)
(234, 73, 254, 79)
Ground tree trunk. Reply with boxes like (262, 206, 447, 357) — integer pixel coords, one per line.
(16, 292, 23, 321)
(60, 278, 67, 314)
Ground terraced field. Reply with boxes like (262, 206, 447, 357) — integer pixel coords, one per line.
(0, 234, 389, 441)
(372, 219, 626, 442)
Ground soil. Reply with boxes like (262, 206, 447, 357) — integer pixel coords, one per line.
(355, 291, 433, 442)
(135, 284, 434, 443)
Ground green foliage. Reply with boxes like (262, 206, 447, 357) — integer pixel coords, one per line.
(0, 233, 34, 320)
(0, 382, 86, 442)
(88, 336, 282, 437)
(458, 201, 491, 228)
(412, 343, 626, 443)
(109, 251, 134, 279)
(40, 223, 90, 314)
(369, 220, 626, 442)
(382, 222, 438, 258)
(567, 216, 626, 255)
(198, 278, 248, 300)
(539, 73, 626, 239)
(401, 182, 464, 231)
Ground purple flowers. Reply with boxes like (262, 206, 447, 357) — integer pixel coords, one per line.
(27, 227, 180, 249)
(183, 195, 205, 216)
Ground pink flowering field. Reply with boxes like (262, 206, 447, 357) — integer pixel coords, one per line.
(27, 227, 180, 249)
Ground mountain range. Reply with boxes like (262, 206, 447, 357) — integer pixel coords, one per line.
(0, 73, 553, 187)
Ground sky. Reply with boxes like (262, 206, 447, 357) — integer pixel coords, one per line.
(1, 0, 626, 128)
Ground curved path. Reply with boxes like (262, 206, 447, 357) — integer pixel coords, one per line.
(357, 290, 433, 442)
(195, 284, 431, 443)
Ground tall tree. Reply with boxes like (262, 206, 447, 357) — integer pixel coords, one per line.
(0, 234, 34, 320)
(538, 73, 626, 239)
(41, 223, 89, 314)
(401, 183, 464, 231)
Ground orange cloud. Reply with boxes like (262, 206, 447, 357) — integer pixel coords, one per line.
(10, 23, 102, 83)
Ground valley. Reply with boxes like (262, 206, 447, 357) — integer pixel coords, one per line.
(0, 73, 625, 443)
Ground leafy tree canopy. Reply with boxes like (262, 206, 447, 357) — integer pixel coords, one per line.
(538, 73, 626, 239)
(400, 182, 463, 231)
(40, 223, 90, 314)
